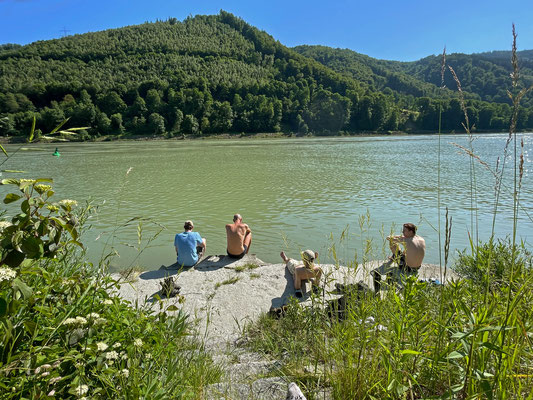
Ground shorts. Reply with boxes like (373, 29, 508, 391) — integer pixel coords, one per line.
(227, 245, 247, 259)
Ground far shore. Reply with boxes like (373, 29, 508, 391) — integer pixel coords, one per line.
(0, 129, 517, 145)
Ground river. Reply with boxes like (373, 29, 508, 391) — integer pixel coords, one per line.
(1, 133, 532, 271)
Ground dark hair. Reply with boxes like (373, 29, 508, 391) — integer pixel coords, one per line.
(184, 221, 193, 230)
(403, 223, 417, 234)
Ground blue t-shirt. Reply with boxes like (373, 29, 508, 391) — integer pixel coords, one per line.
(174, 231, 203, 267)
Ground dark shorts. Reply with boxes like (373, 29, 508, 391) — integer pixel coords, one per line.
(393, 252, 420, 273)
(227, 245, 247, 259)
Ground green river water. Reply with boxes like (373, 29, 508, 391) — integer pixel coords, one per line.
(1, 133, 532, 271)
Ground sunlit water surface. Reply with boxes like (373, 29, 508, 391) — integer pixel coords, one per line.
(2, 133, 532, 271)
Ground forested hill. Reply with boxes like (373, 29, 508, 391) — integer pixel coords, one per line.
(295, 45, 533, 107)
(1, 12, 533, 139)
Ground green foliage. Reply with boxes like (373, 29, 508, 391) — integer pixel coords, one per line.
(455, 238, 532, 289)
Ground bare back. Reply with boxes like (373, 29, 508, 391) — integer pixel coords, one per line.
(403, 235, 426, 268)
(226, 222, 249, 255)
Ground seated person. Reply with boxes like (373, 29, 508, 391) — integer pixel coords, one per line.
(280, 249, 322, 298)
(174, 220, 206, 267)
(226, 213, 252, 259)
(371, 222, 426, 292)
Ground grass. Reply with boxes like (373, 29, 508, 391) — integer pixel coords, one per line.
(214, 276, 241, 289)
(234, 263, 260, 272)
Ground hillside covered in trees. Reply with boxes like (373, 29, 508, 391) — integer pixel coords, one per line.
(1, 11, 532, 139)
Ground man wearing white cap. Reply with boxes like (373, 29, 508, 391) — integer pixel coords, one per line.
(174, 220, 206, 267)
(280, 249, 322, 298)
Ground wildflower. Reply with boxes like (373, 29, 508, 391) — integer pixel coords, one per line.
(103, 299, 113, 305)
(46, 205, 59, 212)
(133, 338, 143, 347)
(74, 384, 88, 396)
(105, 351, 119, 360)
(88, 312, 100, 319)
(59, 199, 77, 208)
(120, 352, 128, 360)
(120, 369, 129, 378)
(0, 221, 12, 231)
(63, 318, 78, 326)
(75, 316, 87, 325)
(0, 267, 16, 283)
(113, 342, 121, 348)
(145, 353, 152, 360)
(34, 184, 52, 194)
(94, 317, 106, 326)
(97, 342, 108, 351)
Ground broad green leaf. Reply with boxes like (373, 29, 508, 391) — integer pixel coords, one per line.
(11, 230, 23, 251)
(12, 278, 33, 299)
(24, 320, 37, 335)
(3, 193, 21, 204)
(2, 250, 25, 268)
(29, 115, 36, 143)
(166, 305, 179, 312)
(21, 236, 44, 259)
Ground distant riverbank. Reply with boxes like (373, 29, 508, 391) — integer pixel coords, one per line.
(0, 129, 515, 144)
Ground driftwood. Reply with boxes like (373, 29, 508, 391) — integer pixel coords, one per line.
(286, 382, 306, 400)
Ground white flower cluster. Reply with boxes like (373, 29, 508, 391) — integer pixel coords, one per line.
(0, 267, 16, 283)
(120, 369, 129, 378)
(63, 316, 87, 326)
(133, 338, 143, 347)
(59, 199, 77, 208)
(105, 351, 119, 360)
(113, 342, 121, 349)
(0, 221, 12, 231)
(96, 342, 108, 351)
(103, 299, 113, 305)
(75, 384, 89, 396)
(88, 312, 100, 319)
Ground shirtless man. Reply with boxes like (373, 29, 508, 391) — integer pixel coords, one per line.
(226, 214, 252, 259)
(372, 223, 426, 292)
(280, 249, 322, 298)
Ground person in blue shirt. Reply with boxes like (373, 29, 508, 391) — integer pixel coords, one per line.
(174, 220, 206, 267)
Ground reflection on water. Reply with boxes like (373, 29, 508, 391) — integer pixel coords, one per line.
(1, 133, 532, 271)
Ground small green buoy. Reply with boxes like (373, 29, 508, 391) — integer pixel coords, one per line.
(53, 147, 60, 157)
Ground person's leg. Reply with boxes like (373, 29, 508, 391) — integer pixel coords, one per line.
(371, 261, 395, 292)
(280, 251, 289, 263)
(244, 232, 252, 254)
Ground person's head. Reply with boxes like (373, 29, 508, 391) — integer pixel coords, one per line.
(184, 220, 194, 231)
(233, 214, 242, 223)
(301, 249, 316, 266)
(403, 223, 417, 237)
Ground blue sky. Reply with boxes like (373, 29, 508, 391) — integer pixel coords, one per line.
(1, 0, 532, 61)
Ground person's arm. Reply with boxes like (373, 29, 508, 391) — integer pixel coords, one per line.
(244, 224, 251, 234)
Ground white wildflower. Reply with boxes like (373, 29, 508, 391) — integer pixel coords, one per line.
(120, 352, 128, 360)
(63, 318, 78, 325)
(74, 384, 88, 396)
(34, 184, 52, 194)
(133, 338, 143, 347)
(88, 312, 100, 319)
(0, 221, 12, 231)
(145, 353, 152, 360)
(46, 205, 59, 212)
(94, 317, 106, 326)
(103, 299, 113, 305)
(96, 342, 108, 351)
(113, 342, 121, 349)
(75, 316, 87, 325)
(59, 199, 77, 208)
(105, 351, 119, 360)
(0, 267, 16, 283)
(120, 369, 129, 378)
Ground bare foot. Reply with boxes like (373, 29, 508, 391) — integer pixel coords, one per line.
(280, 251, 289, 262)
